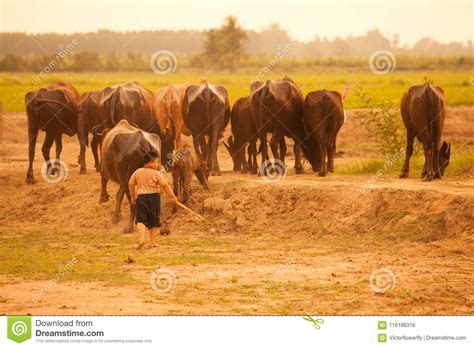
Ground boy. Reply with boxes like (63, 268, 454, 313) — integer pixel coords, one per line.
(128, 151, 178, 250)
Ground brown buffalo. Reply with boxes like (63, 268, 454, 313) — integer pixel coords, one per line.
(249, 77, 315, 175)
(98, 82, 174, 166)
(99, 119, 162, 233)
(182, 81, 230, 176)
(303, 90, 345, 176)
(171, 147, 209, 213)
(155, 84, 190, 153)
(399, 83, 450, 181)
(25, 82, 80, 184)
(77, 90, 102, 174)
(224, 96, 258, 173)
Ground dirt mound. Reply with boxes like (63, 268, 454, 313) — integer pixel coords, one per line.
(190, 180, 473, 243)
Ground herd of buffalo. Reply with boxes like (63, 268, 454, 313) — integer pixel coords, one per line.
(23, 77, 451, 230)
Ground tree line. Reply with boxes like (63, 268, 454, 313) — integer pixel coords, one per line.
(0, 16, 472, 72)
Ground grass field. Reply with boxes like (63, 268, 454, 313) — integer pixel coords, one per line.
(0, 69, 472, 112)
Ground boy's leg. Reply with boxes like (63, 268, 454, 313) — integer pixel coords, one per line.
(149, 227, 160, 248)
(136, 222, 146, 250)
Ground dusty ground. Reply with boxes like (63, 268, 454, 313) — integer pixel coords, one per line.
(0, 107, 473, 315)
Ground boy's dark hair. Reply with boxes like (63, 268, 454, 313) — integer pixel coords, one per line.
(143, 151, 159, 166)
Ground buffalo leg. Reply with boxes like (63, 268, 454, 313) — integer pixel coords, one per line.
(249, 139, 258, 174)
(258, 124, 269, 176)
(240, 143, 248, 173)
(270, 129, 281, 162)
(182, 174, 192, 205)
(26, 123, 39, 184)
(433, 140, 441, 179)
(421, 161, 427, 179)
(279, 138, 287, 165)
(91, 135, 101, 172)
(209, 129, 221, 176)
(53, 134, 63, 175)
(327, 137, 337, 173)
(201, 137, 208, 166)
(112, 187, 124, 223)
(41, 132, 55, 176)
(400, 131, 415, 178)
(294, 143, 305, 174)
(318, 132, 327, 177)
(192, 135, 204, 167)
(423, 144, 434, 181)
(99, 175, 110, 203)
(78, 134, 87, 174)
(123, 187, 135, 234)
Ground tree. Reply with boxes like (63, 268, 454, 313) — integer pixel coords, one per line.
(0, 54, 25, 71)
(71, 51, 102, 71)
(203, 16, 247, 70)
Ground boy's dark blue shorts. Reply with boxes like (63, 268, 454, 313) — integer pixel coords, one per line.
(135, 193, 161, 228)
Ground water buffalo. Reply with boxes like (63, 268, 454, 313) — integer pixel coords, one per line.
(303, 90, 345, 176)
(25, 82, 80, 184)
(249, 77, 315, 175)
(182, 80, 230, 176)
(98, 82, 174, 167)
(99, 119, 162, 233)
(224, 96, 258, 173)
(155, 84, 190, 153)
(399, 83, 450, 181)
(171, 147, 209, 213)
(77, 90, 102, 174)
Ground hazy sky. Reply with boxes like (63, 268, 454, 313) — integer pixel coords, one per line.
(0, 0, 472, 45)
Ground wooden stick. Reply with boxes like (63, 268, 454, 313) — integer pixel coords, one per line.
(176, 201, 207, 222)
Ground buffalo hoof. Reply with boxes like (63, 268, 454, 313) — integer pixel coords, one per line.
(99, 194, 110, 204)
(295, 167, 305, 174)
(26, 175, 36, 185)
(112, 213, 122, 224)
(318, 171, 326, 177)
(250, 167, 258, 174)
(399, 172, 409, 178)
(328, 167, 335, 173)
(210, 168, 222, 176)
(95, 166, 101, 173)
(422, 175, 433, 182)
(79, 167, 87, 175)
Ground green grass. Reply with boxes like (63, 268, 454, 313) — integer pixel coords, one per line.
(0, 69, 472, 112)
(337, 146, 474, 177)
